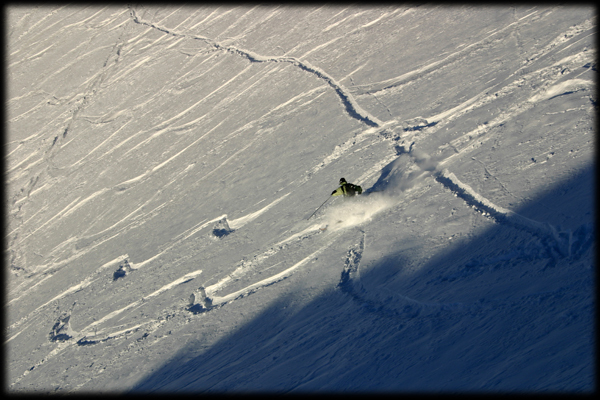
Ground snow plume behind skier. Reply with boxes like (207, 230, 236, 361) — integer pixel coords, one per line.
(320, 154, 434, 230)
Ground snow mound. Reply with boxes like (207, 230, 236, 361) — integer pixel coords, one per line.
(211, 217, 233, 238)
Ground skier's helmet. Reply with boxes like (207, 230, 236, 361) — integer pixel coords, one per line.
(339, 178, 347, 184)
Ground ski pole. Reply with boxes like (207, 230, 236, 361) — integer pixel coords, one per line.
(307, 196, 331, 220)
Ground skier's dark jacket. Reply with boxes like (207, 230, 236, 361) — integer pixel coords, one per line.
(331, 178, 362, 197)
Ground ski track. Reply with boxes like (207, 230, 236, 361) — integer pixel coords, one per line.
(9, 267, 204, 389)
(192, 193, 401, 313)
(337, 232, 469, 320)
(349, 13, 594, 97)
(80, 268, 204, 336)
(380, 128, 593, 262)
(120, 63, 255, 159)
(9, 215, 339, 386)
(336, 224, 591, 323)
(287, 8, 407, 58)
(381, 135, 590, 262)
(7, 7, 594, 391)
(10, 186, 293, 342)
(208, 241, 334, 308)
(433, 169, 592, 259)
(14, 196, 82, 246)
(439, 50, 594, 157)
(337, 232, 588, 327)
(9, 7, 592, 292)
(202, 223, 329, 298)
(299, 15, 594, 213)
(219, 84, 328, 144)
(6, 255, 130, 333)
(363, 28, 595, 260)
(128, 7, 383, 128)
(7, 192, 292, 340)
(135, 193, 290, 270)
(14, 8, 590, 277)
(191, 202, 380, 312)
(228, 193, 290, 230)
(14, 110, 282, 278)
(387, 47, 594, 155)
(104, 55, 278, 162)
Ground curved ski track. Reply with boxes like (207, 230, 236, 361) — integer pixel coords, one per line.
(128, 7, 383, 128)
(337, 232, 470, 320)
(7, 208, 342, 389)
(7, 7, 595, 390)
(336, 223, 592, 323)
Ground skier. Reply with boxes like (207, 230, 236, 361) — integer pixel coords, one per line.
(307, 178, 363, 220)
(331, 178, 362, 197)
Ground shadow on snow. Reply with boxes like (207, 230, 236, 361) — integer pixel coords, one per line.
(130, 163, 594, 393)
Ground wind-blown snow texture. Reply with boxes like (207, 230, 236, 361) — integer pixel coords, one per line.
(5, 5, 595, 393)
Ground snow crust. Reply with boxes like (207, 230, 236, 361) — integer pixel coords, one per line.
(6, 5, 595, 393)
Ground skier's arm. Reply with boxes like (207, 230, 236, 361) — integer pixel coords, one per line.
(331, 187, 343, 196)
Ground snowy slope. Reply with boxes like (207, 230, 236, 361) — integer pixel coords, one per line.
(5, 5, 595, 393)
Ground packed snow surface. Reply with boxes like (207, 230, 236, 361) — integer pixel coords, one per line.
(6, 5, 595, 393)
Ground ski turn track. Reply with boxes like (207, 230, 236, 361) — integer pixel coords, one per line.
(337, 231, 469, 320)
(10, 219, 340, 388)
(432, 168, 583, 259)
(394, 141, 591, 263)
(335, 230, 591, 323)
(193, 223, 340, 311)
(128, 7, 383, 128)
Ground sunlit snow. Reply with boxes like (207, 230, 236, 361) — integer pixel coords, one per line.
(6, 5, 594, 393)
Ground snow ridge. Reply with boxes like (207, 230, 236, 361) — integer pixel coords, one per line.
(337, 232, 468, 319)
(337, 232, 365, 293)
(6, 6, 594, 392)
(380, 120, 590, 261)
(128, 7, 382, 128)
(208, 242, 333, 308)
(433, 168, 580, 258)
(193, 224, 335, 311)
